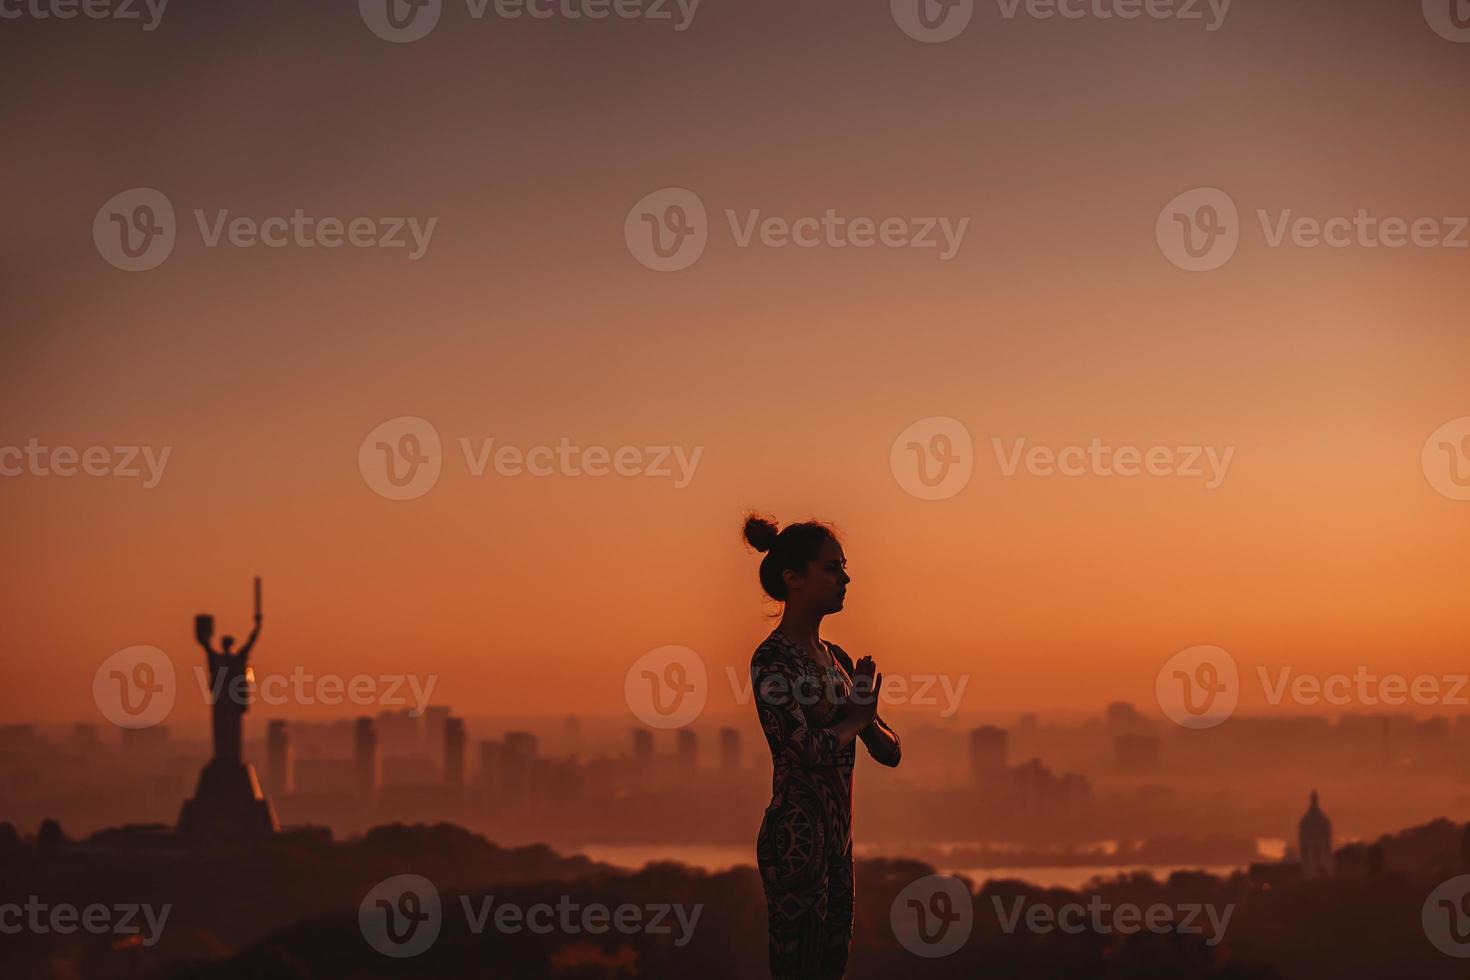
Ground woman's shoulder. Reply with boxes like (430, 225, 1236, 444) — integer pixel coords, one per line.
(824, 641, 855, 670)
(751, 630, 794, 668)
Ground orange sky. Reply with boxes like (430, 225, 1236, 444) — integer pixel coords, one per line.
(2, 0, 1468, 727)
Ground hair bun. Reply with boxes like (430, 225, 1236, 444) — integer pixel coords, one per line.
(742, 514, 780, 553)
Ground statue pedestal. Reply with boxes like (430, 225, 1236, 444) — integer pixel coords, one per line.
(177, 758, 279, 846)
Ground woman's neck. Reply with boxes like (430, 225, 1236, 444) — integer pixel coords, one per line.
(777, 607, 825, 656)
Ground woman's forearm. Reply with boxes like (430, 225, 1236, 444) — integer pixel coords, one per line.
(861, 718, 902, 766)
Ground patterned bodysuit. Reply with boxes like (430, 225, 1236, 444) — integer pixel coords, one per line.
(752, 629, 901, 979)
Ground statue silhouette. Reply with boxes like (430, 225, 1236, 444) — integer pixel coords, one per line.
(198, 609, 261, 763)
(179, 576, 278, 845)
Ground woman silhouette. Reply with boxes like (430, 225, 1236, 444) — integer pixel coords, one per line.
(743, 514, 901, 979)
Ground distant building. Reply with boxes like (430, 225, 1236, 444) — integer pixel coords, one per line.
(969, 726, 1007, 789)
(355, 717, 380, 797)
(266, 720, 294, 795)
(719, 727, 740, 771)
(1106, 702, 1149, 733)
(120, 726, 170, 755)
(631, 729, 654, 765)
(1010, 757, 1091, 817)
(504, 731, 538, 761)
(1299, 790, 1333, 878)
(478, 739, 502, 791)
(0, 724, 41, 750)
(501, 731, 538, 806)
(1114, 733, 1162, 771)
(562, 715, 583, 756)
(1248, 789, 1334, 888)
(423, 706, 451, 763)
(677, 730, 698, 770)
(376, 709, 420, 758)
(71, 723, 101, 749)
(444, 717, 466, 786)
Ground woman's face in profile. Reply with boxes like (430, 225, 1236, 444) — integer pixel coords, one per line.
(788, 537, 850, 613)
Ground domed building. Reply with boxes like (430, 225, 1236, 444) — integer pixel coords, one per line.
(1299, 790, 1333, 878)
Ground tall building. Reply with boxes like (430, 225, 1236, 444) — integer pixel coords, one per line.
(501, 731, 538, 807)
(355, 717, 380, 797)
(969, 726, 1007, 789)
(1299, 790, 1333, 878)
(562, 715, 583, 757)
(677, 729, 698, 770)
(423, 706, 451, 763)
(1106, 701, 1149, 733)
(376, 708, 420, 758)
(719, 727, 740, 771)
(631, 728, 654, 765)
(266, 720, 294, 795)
(71, 723, 101, 749)
(1114, 733, 1162, 771)
(478, 739, 502, 792)
(444, 717, 466, 786)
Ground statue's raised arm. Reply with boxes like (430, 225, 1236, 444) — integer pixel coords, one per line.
(238, 618, 262, 660)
